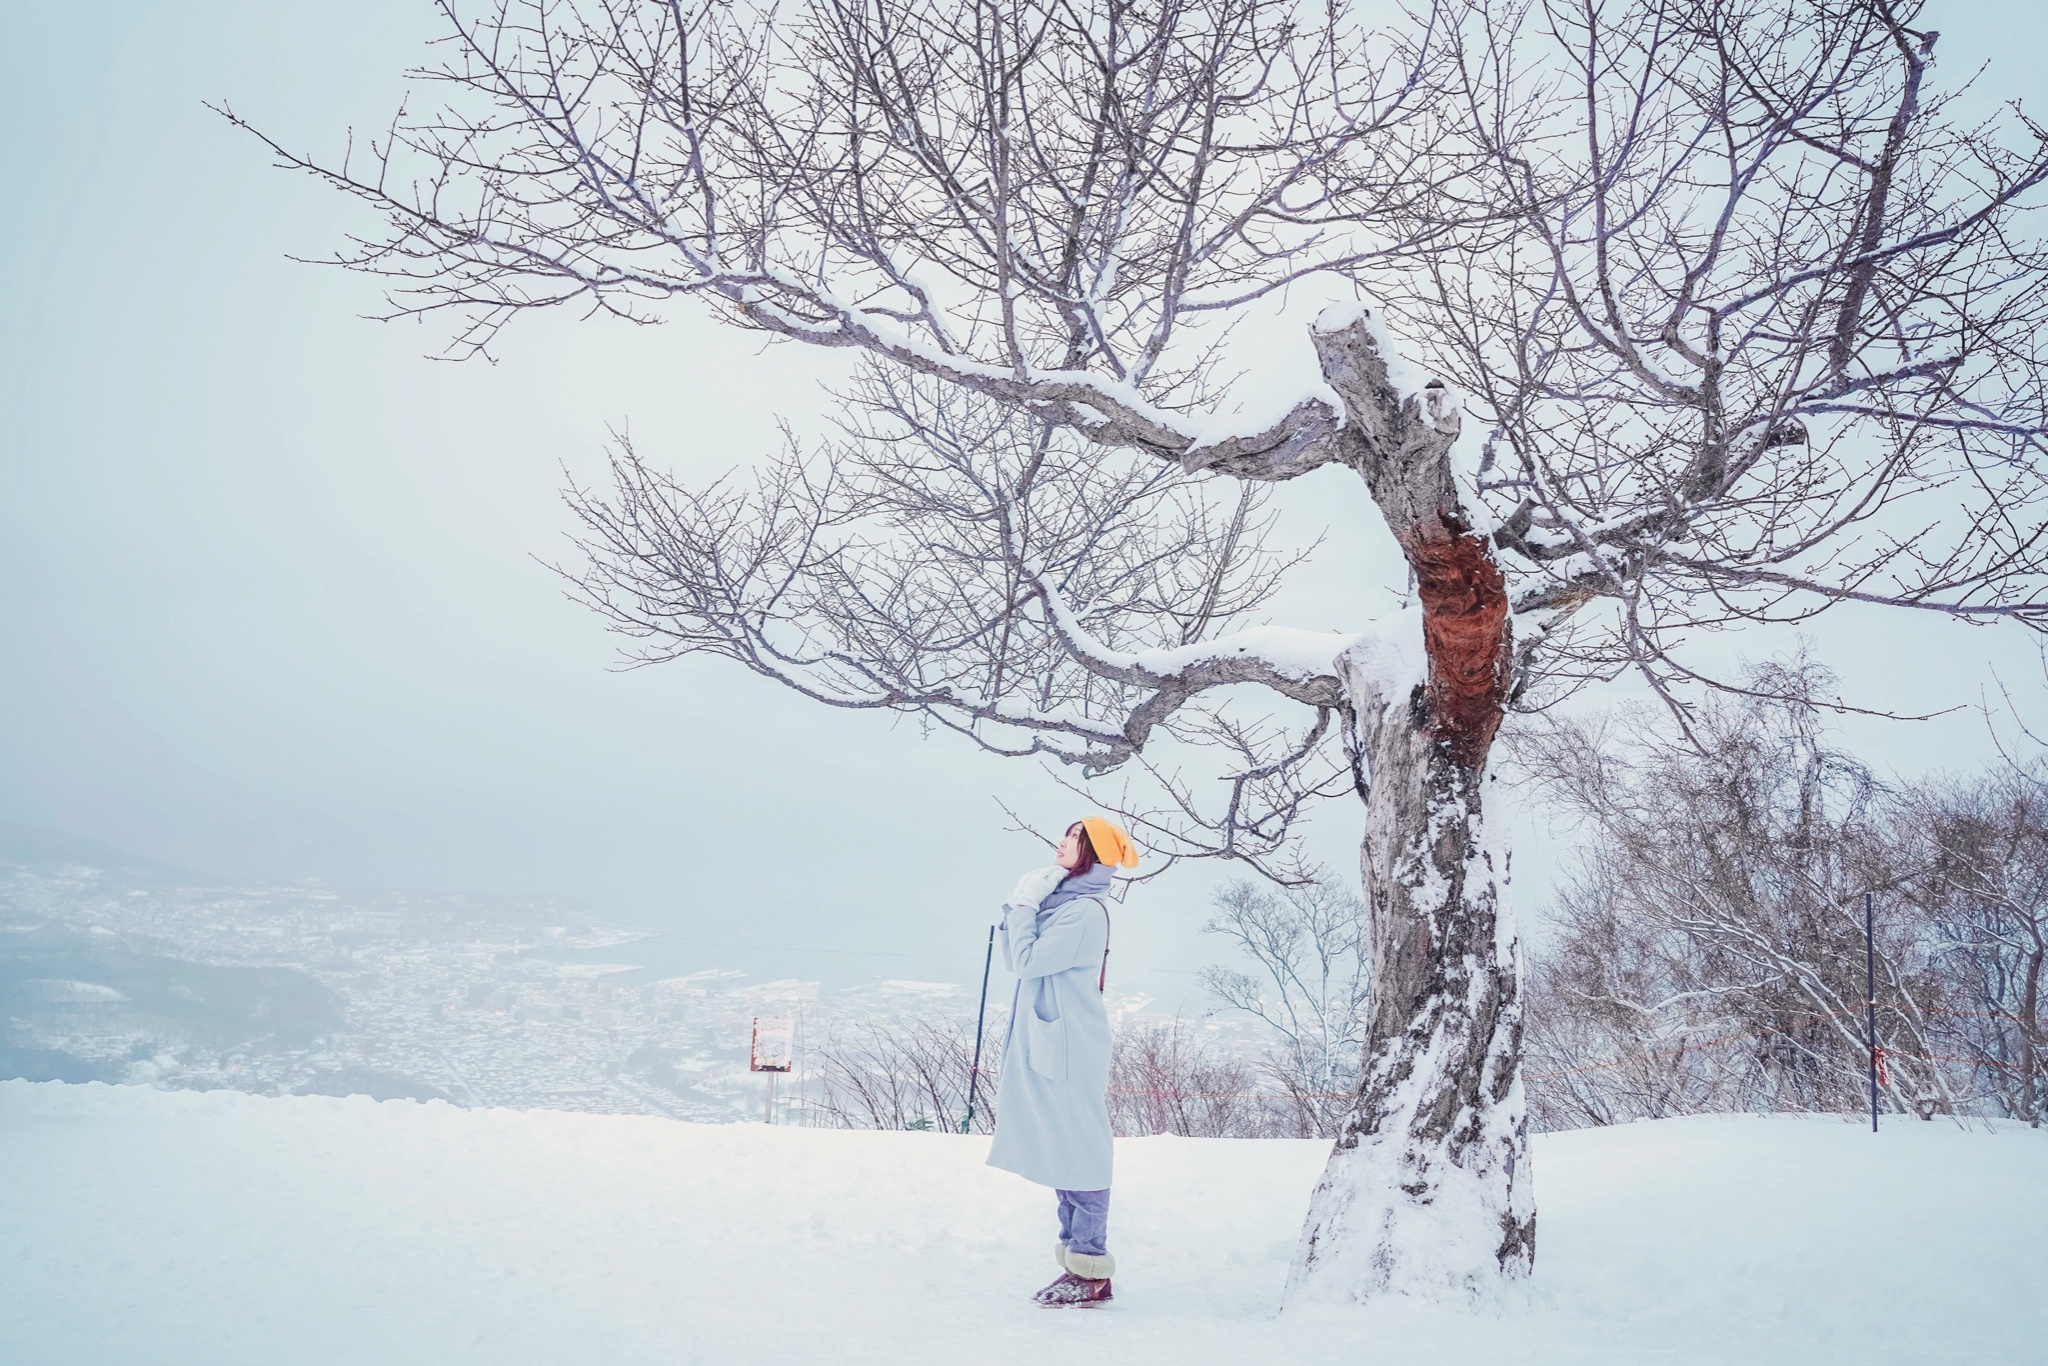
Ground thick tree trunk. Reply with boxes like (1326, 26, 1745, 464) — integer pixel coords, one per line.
(1284, 310, 1532, 1303)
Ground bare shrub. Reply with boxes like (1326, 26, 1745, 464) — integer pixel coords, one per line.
(1108, 1019, 1281, 1138)
(809, 1008, 1301, 1138)
(807, 1013, 996, 1133)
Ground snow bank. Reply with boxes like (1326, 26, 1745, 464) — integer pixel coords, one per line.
(1, 1082, 2041, 1365)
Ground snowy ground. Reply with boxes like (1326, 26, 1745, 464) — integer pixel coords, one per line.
(2, 1081, 2042, 1365)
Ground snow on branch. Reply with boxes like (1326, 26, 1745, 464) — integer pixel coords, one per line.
(559, 367, 1364, 871)
(222, 0, 1452, 481)
(1029, 565, 1353, 698)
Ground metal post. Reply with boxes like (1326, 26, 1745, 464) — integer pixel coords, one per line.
(962, 923, 996, 1134)
(765, 1071, 776, 1125)
(1866, 890, 1878, 1133)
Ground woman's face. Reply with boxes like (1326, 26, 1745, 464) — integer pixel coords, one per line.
(1055, 828, 1084, 871)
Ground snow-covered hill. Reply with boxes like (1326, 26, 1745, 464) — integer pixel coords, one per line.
(1, 1081, 2041, 1365)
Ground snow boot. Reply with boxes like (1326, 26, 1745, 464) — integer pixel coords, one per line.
(1034, 1247, 1114, 1308)
(1033, 1272, 1113, 1307)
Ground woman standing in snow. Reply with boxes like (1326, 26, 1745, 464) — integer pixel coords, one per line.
(986, 816, 1139, 1307)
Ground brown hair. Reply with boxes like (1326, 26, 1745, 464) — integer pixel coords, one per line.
(1064, 821, 1099, 876)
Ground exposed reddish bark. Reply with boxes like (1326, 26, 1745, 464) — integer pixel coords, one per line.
(1400, 521, 1511, 769)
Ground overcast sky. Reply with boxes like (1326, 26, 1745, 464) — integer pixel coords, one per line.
(4, 2, 2045, 999)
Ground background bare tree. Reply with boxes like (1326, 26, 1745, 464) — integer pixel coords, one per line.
(1200, 874, 1371, 1137)
(1888, 764, 2048, 1123)
(1515, 666, 1957, 1128)
(1517, 670, 2048, 1131)
(236, 0, 2048, 1302)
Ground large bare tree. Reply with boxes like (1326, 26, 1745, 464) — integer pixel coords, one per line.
(226, 0, 2048, 1302)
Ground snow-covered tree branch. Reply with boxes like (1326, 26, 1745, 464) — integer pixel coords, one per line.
(562, 364, 1354, 878)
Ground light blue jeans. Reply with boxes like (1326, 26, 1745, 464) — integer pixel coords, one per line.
(1056, 1187, 1110, 1257)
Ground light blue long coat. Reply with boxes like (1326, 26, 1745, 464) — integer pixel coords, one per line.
(985, 863, 1115, 1191)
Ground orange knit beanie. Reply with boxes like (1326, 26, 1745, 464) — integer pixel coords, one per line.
(1079, 817, 1141, 870)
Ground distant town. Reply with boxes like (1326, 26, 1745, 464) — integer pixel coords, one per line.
(0, 831, 976, 1123)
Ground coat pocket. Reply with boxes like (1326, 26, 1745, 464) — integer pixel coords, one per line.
(1026, 980, 1069, 1081)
